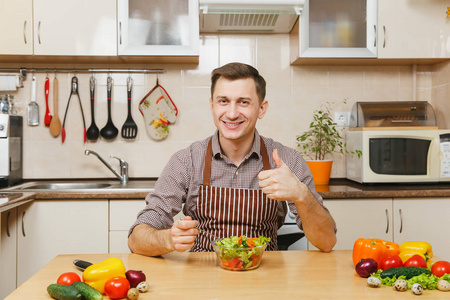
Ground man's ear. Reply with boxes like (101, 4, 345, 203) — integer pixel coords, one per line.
(209, 97, 213, 112)
(258, 100, 268, 119)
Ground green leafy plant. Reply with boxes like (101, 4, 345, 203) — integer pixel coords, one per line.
(296, 100, 362, 161)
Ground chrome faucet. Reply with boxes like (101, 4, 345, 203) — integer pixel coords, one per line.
(85, 150, 129, 185)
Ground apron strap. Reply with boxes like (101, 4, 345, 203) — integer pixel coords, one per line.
(202, 136, 271, 186)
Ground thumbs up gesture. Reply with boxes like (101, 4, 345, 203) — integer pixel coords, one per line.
(258, 149, 303, 201)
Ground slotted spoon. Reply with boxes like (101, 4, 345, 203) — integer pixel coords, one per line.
(121, 76, 138, 139)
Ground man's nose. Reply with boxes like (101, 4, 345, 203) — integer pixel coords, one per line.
(226, 103, 239, 118)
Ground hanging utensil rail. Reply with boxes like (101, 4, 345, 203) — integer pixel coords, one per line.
(0, 68, 164, 80)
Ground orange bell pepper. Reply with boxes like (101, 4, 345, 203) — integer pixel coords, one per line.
(352, 238, 400, 267)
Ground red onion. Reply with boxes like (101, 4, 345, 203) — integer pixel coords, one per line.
(125, 270, 146, 288)
(355, 258, 378, 278)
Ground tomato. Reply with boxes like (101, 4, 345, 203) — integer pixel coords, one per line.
(380, 255, 403, 270)
(404, 255, 427, 268)
(56, 272, 81, 285)
(104, 276, 130, 299)
(431, 261, 450, 277)
(228, 257, 241, 268)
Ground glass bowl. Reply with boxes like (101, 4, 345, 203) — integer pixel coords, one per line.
(212, 240, 268, 271)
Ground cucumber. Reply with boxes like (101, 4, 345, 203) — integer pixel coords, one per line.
(47, 284, 82, 300)
(71, 281, 103, 300)
(380, 266, 431, 279)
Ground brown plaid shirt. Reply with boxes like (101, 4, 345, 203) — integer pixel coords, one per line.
(129, 130, 327, 235)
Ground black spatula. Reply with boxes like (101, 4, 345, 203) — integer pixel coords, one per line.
(121, 76, 138, 139)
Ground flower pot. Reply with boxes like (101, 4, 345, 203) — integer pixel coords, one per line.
(306, 160, 333, 186)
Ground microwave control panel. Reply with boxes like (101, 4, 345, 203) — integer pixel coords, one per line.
(440, 133, 450, 178)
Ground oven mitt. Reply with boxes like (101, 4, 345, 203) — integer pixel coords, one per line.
(139, 83, 178, 140)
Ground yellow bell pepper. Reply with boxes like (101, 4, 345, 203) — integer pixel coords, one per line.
(82, 257, 126, 294)
(399, 241, 433, 264)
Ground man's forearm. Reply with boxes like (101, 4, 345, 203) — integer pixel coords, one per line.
(128, 224, 174, 256)
(293, 191, 337, 253)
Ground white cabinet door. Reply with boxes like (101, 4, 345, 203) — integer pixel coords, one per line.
(109, 199, 146, 253)
(311, 199, 393, 250)
(378, 0, 450, 58)
(294, 0, 377, 59)
(0, 0, 33, 55)
(118, 0, 199, 56)
(0, 208, 17, 300)
(33, 0, 117, 56)
(16, 200, 108, 286)
(393, 198, 450, 261)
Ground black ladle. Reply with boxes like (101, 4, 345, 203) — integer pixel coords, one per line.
(86, 76, 99, 140)
(100, 76, 118, 140)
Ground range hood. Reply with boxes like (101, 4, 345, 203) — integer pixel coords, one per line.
(199, 0, 304, 33)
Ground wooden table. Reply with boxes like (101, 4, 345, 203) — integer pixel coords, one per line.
(6, 250, 447, 299)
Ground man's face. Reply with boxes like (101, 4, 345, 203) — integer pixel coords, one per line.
(210, 77, 268, 143)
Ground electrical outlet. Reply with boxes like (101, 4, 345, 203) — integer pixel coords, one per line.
(334, 112, 350, 127)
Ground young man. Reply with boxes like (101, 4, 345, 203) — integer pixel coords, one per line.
(128, 62, 336, 256)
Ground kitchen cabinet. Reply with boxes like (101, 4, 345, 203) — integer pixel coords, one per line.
(0, 0, 33, 55)
(312, 198, 392, 250)
(313, 198, 450, 261)
(16, 200, 108, 286)
(393, 198, 450, 261)
(109, 199, 185, 253)
(117, 0, 199, 61)
(109, 199, 146, 253)
(378, 0, 450, 59)
(33, 0, 117, 56)
(290, 0, 378, 62)
(0, 208, 17, 300)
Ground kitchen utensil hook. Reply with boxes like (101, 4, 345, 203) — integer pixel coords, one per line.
(156, 73, 159, 86)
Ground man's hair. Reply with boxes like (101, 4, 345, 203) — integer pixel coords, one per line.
(211, 62, 266, 103)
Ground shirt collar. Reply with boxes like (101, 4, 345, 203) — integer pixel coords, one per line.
(212, 130, 262, 161)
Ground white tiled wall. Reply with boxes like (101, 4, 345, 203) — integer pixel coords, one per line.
(2, 34, 442, 180)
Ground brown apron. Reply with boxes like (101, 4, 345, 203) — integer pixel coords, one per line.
(191, 137, 279, 252)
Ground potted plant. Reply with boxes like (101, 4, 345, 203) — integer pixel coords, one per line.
(296, 100, 361, 186)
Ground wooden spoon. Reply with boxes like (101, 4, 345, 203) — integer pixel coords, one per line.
(49, 76, 61, 137)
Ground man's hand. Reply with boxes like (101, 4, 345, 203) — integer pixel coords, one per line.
(258, 149, 304, 201)
(171, 216, 199, 252)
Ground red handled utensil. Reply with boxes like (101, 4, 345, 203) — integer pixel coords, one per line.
(44, 76, 52, 126)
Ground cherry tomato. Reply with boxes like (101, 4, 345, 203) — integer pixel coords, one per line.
(104, 276, 130, 299)
(404, 255, 427, 268)
(380, 255, 403, 270)
(431, 261, 450, 277)
(56, 272, 81, 285)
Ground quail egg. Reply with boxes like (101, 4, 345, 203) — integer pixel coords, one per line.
(437, 279, 450, 291)
(393, 279, 408, 292)
(411, 283, 423, 295)
(367, 276, 382, 288)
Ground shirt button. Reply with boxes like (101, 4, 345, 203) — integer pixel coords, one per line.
(235, 170, 239, 176)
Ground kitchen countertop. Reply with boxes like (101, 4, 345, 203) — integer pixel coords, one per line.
(0, 192, 35, 213)
(5, 250, 446, 299)
(2, 179, 450, 211)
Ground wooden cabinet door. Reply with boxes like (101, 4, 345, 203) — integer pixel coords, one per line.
(0, 208, 17, 299)
(378, 0, 450, 58)
(0, 0, 33, 55)
(17, 200, 108, 286)
(33, 0, 116, 56)
(393, 198, 450, 261)
(313, 199, 393, 250)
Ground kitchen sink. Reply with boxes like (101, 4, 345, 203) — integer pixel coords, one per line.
(20, 182, 112, 190)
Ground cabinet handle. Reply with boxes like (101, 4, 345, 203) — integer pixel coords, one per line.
(385, 209, 389, 234)
(38, 21, 41, 45)
(119, 22, 122, 45)
(21, 210, 26, 237)
(23, 21, 27, 44)
(6, 211, 11, 237)
(399, 208, 403, 234)
(373, 25, 376, 47)
(383, 25, 386, 48)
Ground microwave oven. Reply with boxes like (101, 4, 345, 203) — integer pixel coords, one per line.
(346, 129, 450, 184)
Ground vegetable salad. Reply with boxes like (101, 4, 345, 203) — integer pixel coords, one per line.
(214, 236, 271, 271)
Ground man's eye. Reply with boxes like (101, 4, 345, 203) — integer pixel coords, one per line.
(218, 99, 227, 104)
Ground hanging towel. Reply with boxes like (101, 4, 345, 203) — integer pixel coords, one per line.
(0, 74, 22, 91)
